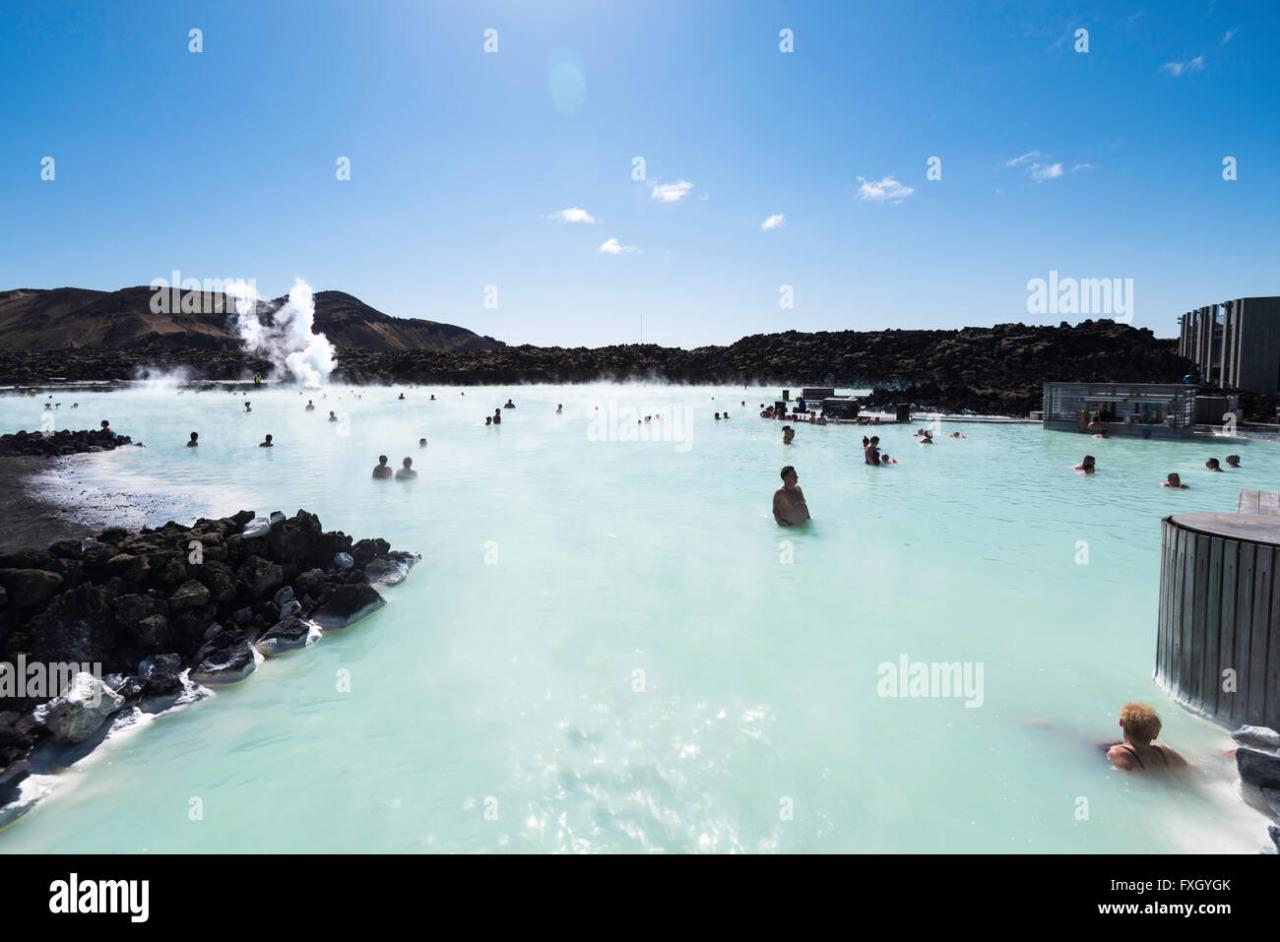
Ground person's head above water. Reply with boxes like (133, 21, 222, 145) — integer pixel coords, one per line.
(1165, 472, 1185, 488)
(1226, 454, 1241, 467)
(1081, 455, 1096, 471)
(100, 420, 110, 430)
(419, 438, 427, 447)
(780, 465, 798, 486)
(1205, 457, 1221, 471)
(402, 457, 413, 468)
(378, 455, 388, 465)
(1118, 701, 1162, 745)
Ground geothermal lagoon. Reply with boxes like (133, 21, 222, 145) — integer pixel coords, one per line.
(0, 383, 1272, 852)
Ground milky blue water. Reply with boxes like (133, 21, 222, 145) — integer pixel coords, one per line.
(0, 383, 1274, 853)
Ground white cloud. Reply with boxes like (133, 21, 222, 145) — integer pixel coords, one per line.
(548, 207, 596, 224)
(598, 237, 636, 255)
(650, 179, 694, 203)
(856, 176, 914, 203)
(1071, 162, 1098, 173)
(1222, 27, 1239, 45)
(1030, 162, 1064, 182)
(1005, 151, 1042, 167)
(1162, 54, 1205, 76)
(1003, 151, 1074, 182)
(760, 213, 785, 231)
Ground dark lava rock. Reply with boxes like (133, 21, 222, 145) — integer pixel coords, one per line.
(255, 616, 314, 657)
(1238, 748, 1280, 790)
(138, 653, 185, 702)
(312, 583, 385, 630)
(190, 640, 257, 686)
(364, 551, 421, 587)
(238, 555, 283, 597)
(0, 759, 32, 808)
(0, 569, 64, 610)
(169, 579, 211, 612)
(0, 427, 134, 458)
(352, 538, 391, 566)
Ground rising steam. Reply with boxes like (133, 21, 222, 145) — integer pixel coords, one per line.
(229, 279, 336, 388)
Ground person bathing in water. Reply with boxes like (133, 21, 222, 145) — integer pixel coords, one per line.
(187, 432, 199, 448)
(259, 434, 274, 448)
(329, 411, 338, 422)
(372, 455, 392, 479)
(306, 400, 315, 411)
(1205, 457, 1223, 472)
(782, 426, 795, 445)
(864, 436, 880, 465)
(395, 457, 417, 480)
(1106, 702, 1187, 772)
(493, 409, 502, 425)
(556, 404, 563, 414)
(772, 465, 811, 527)
(504, 399, 515, 409)
(1226, 454, 1241, 468)
(1162, 472, 1188, 489)
(1074, 455, 1096, 475)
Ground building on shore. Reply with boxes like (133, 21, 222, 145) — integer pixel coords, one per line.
(1041, 382, 1197, 438)
(1177, 297, 1280, 393)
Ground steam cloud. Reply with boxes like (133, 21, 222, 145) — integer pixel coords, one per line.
(229, 279, 336, 388)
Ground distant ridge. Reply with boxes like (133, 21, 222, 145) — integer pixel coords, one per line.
(0, 286, 504, 354)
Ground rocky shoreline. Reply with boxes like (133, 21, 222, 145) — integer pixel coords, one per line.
(0, 427, 141, 458)
(0, 507, 418, 825)
(0, 319, 1193, 417)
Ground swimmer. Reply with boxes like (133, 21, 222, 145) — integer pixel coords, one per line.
(880, 452, 896, 465)
(430, 394, 436, 401)
(714, 412, 721, 421)
(259, 434, 274, 448)
(782, 425, 795, 445)
(918, 431, 934, 444)
(372, 455, 392, 479)
(949, 432, 965, 439)
(244, 402, 251, 413)
(395, 457, 417, 480)
(100, 420, 112, 433)
(419, 438, 427, 448)
(724, 412, 730, 420)
(1105, 702, 1188, 772)
(1226, 454, 1241, 468)
(504, 399, 515, 409)
(1162, 472, 1188, 489)
(1205, 457, 1222, 472)
(398, 393, 406, 400)
(1074, 455, 1096, 475)
(485, 416, 492, 426)
(864, 436, 881, 465)
(329, 411, 338, 422)
(187, 432, 199, 448)
(773, 465, 811, 527)
(556, 404, 563, 414)
(306, 400, 315, 411)
(493, 409, 502, 425)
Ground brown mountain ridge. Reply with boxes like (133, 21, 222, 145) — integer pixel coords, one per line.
(0, 286, 504, 354)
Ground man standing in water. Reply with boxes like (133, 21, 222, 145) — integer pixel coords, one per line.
(372, 455, 392, 479)
(773, 465, 811, 527)
(395, 457, 418, 480)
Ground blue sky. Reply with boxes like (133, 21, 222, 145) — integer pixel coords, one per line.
(1, 0, 1276, 347)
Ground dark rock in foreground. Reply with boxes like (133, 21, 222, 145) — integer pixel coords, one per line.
(0, 509, 416, 799)
(0, 428, 138, 458)
(1237, 747, 1280, 790)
